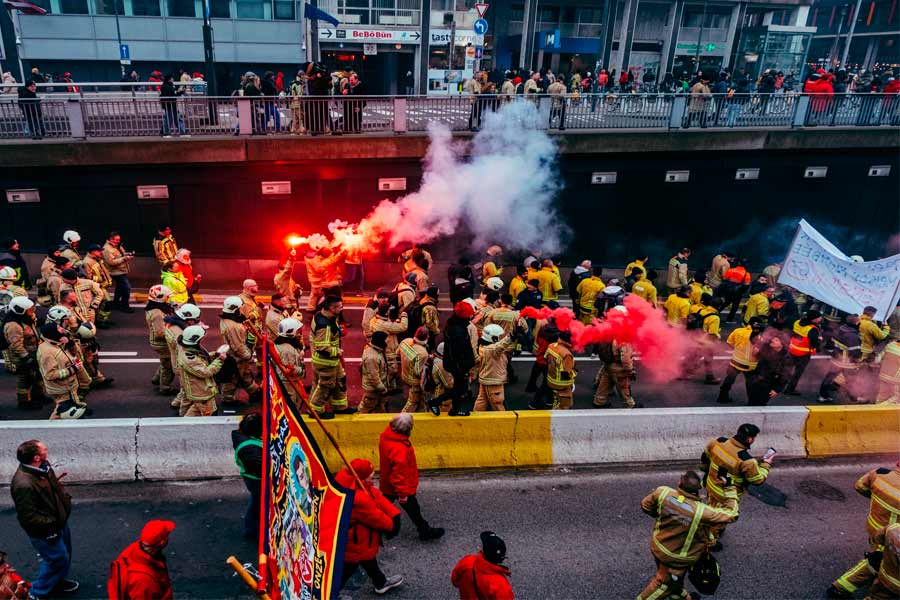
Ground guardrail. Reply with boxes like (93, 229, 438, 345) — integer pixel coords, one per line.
(0, 93, 896, 141)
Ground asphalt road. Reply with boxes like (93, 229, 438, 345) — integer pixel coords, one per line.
(0, 298, 880, 421)
(0, 459, 890, 599)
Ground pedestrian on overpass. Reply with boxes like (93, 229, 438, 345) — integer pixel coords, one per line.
(159, 74, 186, 138)
(451, 531, 513, 600)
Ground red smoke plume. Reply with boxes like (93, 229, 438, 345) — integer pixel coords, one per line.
(521, 295, 691, 382)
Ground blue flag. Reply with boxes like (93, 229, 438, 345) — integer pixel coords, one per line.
(304, 2, 340, 26)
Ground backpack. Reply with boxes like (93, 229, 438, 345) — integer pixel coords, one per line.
(687, 309, 716, 331)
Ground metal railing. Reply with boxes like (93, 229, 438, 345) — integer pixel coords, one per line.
(0, 93, 896, 141)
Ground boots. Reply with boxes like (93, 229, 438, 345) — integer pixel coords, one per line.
(418, 526, 445, 541)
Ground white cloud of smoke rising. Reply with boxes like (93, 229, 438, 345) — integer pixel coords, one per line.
(352, 101, 568, 255)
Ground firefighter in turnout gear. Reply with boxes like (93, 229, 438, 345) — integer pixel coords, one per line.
(60, 230, 83, 271)
(165, 303, 202, 413)
(684, 294, 722, 385)
(575, 265, 606, 324)
(273, 317, 305, 409)
(399, 327, 430, 413)
(370, 306, 408, 391)
(219, 296, 261, 405)
(274, 250, 303, 311)
(266, 293, 304, 340)
(826, 461, 900, 599)
(783, 310, 823, 395)
(73, 320, 110, 389)
(309, 296, 354, 419)
(474, 323, 518, 411)
(701, 423, 773, 549)
(0, 265, 28, 373)
(176, 325, 226, 416)
(545, 330, 576, 409)
(45, 257, 71, 306)
(145, 285, 177, 395)
(360, 330, 390, 414)
(37, 322, 88, 420)
(82, 244, 113, 327)
(429, 342, 455, 415)
(717, 317, 764, 404)
(58, 289, 105, 394)
(59, 268, 103, 325)
(867, 523, 900, 600)
(638, 471, 739, 600)
(860, 305, 891, 363)
(876, 341, 900, 404)
(484, 293, 527, 384)
(238, 279, 264, 346)
(819, 315, 864, 403)
(153, 225, 178, 267)
(3, 297, 42, 410)
(593, 330, 637, 408)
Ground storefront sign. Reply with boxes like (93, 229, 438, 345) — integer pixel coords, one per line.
(430, 29, 482, 47)
(320, 28, 421, 44)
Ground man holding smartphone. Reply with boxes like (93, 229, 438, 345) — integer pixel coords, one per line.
(701, 423, 775, 550)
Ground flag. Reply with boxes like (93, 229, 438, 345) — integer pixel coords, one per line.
(778, 219, 900, 320)
(3, 0, 47, 14)
(304, 2, 340, 26)
(261, 341, 353, 600)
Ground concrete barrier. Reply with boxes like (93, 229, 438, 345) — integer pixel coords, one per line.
(137, 417, 239, 480)
(804, 405, 900, 458)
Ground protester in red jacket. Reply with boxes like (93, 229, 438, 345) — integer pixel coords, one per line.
(0, 551, 32, 600)
(451, 531, 514, 600)
(378, 414, 445, 541)
(107, 520, 174, 600)
(334, 459, 405, 595)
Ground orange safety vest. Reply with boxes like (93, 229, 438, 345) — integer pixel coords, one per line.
(723, 266, 749, 285)
(789, 321, 817, 357)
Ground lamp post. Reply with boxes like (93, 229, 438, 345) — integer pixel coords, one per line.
(113, 0, 125, 77)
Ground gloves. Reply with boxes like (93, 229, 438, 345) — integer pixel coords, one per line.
(386, 514, 401, 539)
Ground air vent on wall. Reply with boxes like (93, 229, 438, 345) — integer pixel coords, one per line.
(735, 168, 759, 181)
(379, 178, 407, 191)
(261, 181, 292, 195)
(804, 166, 827, 179)
(591, 172, 617, 185)
(665, 170, 689, 183)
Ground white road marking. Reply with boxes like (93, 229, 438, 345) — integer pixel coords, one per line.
(98, 351, 138, 356)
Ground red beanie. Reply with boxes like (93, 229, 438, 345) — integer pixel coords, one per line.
(140, 520, 175, 545)
(454, 300, 475, 320)
(351, 458, 374, 479)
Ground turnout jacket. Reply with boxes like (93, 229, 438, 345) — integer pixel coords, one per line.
(701, 437, 771, 504)
(855, 464, 900, 539)
(37, 338, 79, 395)
(361, 344, 388, 394)
(175, 342, 223, 402)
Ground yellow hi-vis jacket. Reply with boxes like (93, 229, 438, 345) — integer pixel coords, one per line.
(545, 340, 575, 390)
(855, 465, 900, 539)
(702, 436, 771, 504)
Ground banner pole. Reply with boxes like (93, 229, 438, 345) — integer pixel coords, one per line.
(226, 556, 273, 600)
(248, 322, 371, 496)
(258, 338, 271, 596)
(775, 221, 802, 287)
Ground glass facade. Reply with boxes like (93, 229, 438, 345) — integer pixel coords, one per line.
(93, 0, 124, 14)
(131, 0, 162, 15)
(167, 0, 195, 16)
(736, 29, 812, 78)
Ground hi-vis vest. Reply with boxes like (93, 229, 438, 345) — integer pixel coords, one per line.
(234, 438, 263, 480)
(310, 313, 341, 368)
(880, 343, 900, 385)
(789, 321, 817, 357)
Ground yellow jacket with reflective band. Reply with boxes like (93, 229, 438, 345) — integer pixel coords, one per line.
(726, 326, 757, 371)
(399, 338, 428, 386)
(631, 277, 657, 306)
(703, 436, 770, 504)
(743, 293, 770, 324)
(4, 320, 39, 360)
(477, 335, 516, 385)
(431, 357, 454, 398)
(545, 341, 575, 390)
(790, 321, 817, 356)
(689, 281, 712, 306)
(369, 313, 408, 360)
(879, 342, 900, 384)
(161, 270, 188, 304)
(534, 267, 562, 301)
(153, 235, 177, 265)
(576, 276, 606, 312)
(220, 316, 253, 362)
(641, 485, 738, 569)
(145, 307, 169, 349)
(860, 314, 891, 356)
(176, 344, 223, 402)
(874, 523, 900, 593)
(83, 255, 112, 290)
(310, 312, 342, 368)
(691, 304, 721, 340)
(509, 276, 527, 305)
(238, 292, 263, 328)
(61, 278, 103, 317)
(361, 344, 388, 394)
(664, 295, 691, 327)
(37, 339, 79, 396)
(165, 321, 185, 369)
(855, 466, 900, 539)
(484, 307, 525, 339)
(481, 261, 500, 285)
(624, 259, 646, 278)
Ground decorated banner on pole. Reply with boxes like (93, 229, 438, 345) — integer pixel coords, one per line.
(261, 341, 353, 600)
(778, 219, 900, 320)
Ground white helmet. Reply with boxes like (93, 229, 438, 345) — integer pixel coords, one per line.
(0, 266, 16, 281)
(76, 321, 96, 339)
(8, 296, 34, 315)
(56, 400, 86, 420)
(223, 296, 244, 314)
(486, 245, 503, 257)
(278, 318, 303, 337)
(182, 325, 206, 345)
(486, 277, 504, 292)
(175, 303, 201, 320)
(481, 323, 505, 343)
(63, 230, 81, 244)
(47, 305, 72, 323)
(148, 284, 173, 303)
(462, 298, 478, 311)
(435, 342, 445, 357)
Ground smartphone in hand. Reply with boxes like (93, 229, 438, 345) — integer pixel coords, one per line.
(762, 447, 777, 462)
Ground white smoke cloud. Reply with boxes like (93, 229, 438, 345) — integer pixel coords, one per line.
(352, 100, 567, 255)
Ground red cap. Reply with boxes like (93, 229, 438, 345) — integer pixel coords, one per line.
(350, 458, 374, 479)
(140, 520, 175, 545)
(454, 300, 475, 320)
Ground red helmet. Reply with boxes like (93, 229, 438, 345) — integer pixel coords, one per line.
(454, 300, 475, 320)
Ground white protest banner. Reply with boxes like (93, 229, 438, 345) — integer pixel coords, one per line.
(778, 219, 900, 321)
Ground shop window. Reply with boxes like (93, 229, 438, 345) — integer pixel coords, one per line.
(210, 0, 229, 17)
(60, 0, 89, 13)
(273, 0, 293, 18)
(236, 0, 264, 18)
(682, 6, 731, 28)
(168, 0, 196, 16)
(94, 0, 124, 14)
(132, 0, 161, 15)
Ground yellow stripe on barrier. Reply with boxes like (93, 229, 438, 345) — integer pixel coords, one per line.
(308, 412, 553, 472)
(805, 405, 900, 457)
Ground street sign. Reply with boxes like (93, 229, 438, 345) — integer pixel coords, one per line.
(319, 28, 421, 44)
(475, 2, 489, 17)
(363, 43, 377, 55)
(474, 45, 483, 58)
(473, 18, 488, 35)
(119, 43, 130, 65)
(706, 42, 716, 51)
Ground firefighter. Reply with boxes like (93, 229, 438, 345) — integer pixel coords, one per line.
(406, 253, 431, 295)
(45, 257, 71, 306)
(82, 244, 113, 328)
(0, 266, 29, 371)
(3, 297, 42, 410)
(429, 342, 455, 415)
(534, 259, 563, 305)
(392, 275, 418, 315)
(471, 289, 499, 335)
(638, 471, 738, 600)
(417, 286, 441, 344)
(60, 230, 83, 271)
(743, 285, 775, 325)
(474, 323, 518, 412)
(717, 317, 764, 404)
(399, 327, 430, 413)
(701, 423, 773, 550)
(73, 320, 111, 389)
(305, 246, 346, 312)
(164, 303, 202, 413)
(484, 293, 527, 384)
(371, 305, 409, 391)
(265, 293, 303, 340)
(509, 265, 527, 307)
(684, 294, 722, 385)
(36, 247, 63, 306)
(219, 296, 261, 405)
(102, 231, 135, 313)
(526, 314, 558, 408)
(688, 270, 712, 305)
(575, 265, 606, 324)
(145, 284, 177, 396)
(238, 279, 264, 334)
(309, 296, 354, 419)
(593, 335, 638, 409)
(152, 224, 178, 267)
(160, 261, 188, 306)
(360, 330, 390, 414)
(665, 247, 691, 296)
(546, 330, 576, 409)
(59, 268, 103, 324)
(866, 523, 900, 600)
(826, 461, 900, 599)
(58, 290, 101, 396)
(273, 318, 305, 409)
(860, 305, 891, 364)
(664, 286, 692, 327)
(36, 322, 87, 420)
(876, 340, 900, 404)
(176, 325, 226, 417)
(399, 246, 432, 275)
(274, 249, 303, 311)
(480, 245, 503, 289)
(783, 310, 823, 395)
(819, 314, 864, 404)
(632, 269, 659, 307)
(362, 289, 391, 342)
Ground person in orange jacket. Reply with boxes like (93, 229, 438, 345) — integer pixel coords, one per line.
(107, 520, 175, 600)
(334, 459, 405, 595)
(451, 531, 514, 600)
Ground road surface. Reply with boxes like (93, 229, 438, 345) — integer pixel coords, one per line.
(0, 459, 889, 599)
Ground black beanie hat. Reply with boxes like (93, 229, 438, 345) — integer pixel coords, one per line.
(61, 268, 78, 281)
(40, 322, 64, 342)
(371, 331, 388, 350)
(480, 531, 506, 564)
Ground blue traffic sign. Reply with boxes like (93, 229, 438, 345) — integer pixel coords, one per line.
(473, 18, 488, 35)
(119, 44, 130, 60)
(474, 45, 483, 58)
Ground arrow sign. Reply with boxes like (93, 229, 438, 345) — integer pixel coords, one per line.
(473, 18, 488, 35)
(410, 31, 420, 40)
(475, 2, 488, 17)
(321, 29, 333, 38)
